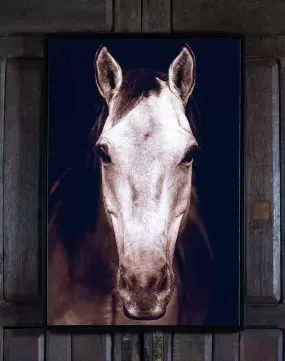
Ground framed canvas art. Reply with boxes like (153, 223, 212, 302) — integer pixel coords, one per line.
(44, 35, 243, 330)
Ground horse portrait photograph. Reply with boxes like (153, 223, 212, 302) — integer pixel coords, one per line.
(46, 37, 242, 328)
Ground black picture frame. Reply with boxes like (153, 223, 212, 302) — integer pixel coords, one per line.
(42, 33, 245, 333)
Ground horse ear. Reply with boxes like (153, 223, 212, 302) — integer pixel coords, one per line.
(168, 45, 196, 106)
(94, 46, 123, 103)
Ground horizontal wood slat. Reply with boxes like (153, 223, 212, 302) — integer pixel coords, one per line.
(245, 59, 280, 304)
(0, 0, 112, 33)
(3, 329, 43, 361)
(240, 329, 283, 361)
(172, 0, 285, 33)
(114, 0, 141, 32)
(142, 0, 171, 32)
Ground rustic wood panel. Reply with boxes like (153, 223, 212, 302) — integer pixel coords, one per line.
(246, 36, 285, 58)
(0, 302, 42, 327)
(244, 59, 280, 304)
(213, 333, 239, 361)
(0, 59, 5, 302)
(46, 333, 72, 361)
(3, 58, 43, 303)
(142, 0, 171, 32)
(172, 334, 212, 361)
(173, 0, 285, 34)
(280, 59, 285, 302)
(0, 0, 112, 33)
(245, 304, 285, 328)
(240, 329, 283, 361)
(72, 334, 107, 361)
(163, 333, 172, 361)
(3, 329, 43, 361)
(114, 0, 141, 32)
(144, 333, 153, 361)
(112, 333, 122, 361)
(0, 36, 44, 58)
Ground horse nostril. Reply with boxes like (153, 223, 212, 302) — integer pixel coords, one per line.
(158, 265, 171, 292)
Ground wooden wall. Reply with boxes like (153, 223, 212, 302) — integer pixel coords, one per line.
(0, 0, 284, 359)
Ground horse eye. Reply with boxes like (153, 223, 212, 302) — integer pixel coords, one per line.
(181, 145, 198, 165)
(98, 146, 111, 164)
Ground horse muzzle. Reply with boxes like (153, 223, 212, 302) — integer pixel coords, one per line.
(117, 260, 174, 320)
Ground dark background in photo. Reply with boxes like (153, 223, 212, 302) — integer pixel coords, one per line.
(47, 37, 241, 326)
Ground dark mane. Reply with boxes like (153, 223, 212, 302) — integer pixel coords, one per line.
(48, 67, 214, 325)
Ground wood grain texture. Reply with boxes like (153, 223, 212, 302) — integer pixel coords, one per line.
(213, 333, 239, 361)
(280, 59, 285, 302)
(245, 60, 280, 304)
(112, 333, 122, 361)
(142, 0, 171, 32)
(172, 334, 212, 361)
(144, 333, 153, 361)
(0, 59, 5, 302)
(0, 36, 44, 58)
(245, 305, 285, 328)
(114, 0, 141, 32)
(163, 333, 172, 361)
(4, 329, 43, 361)
(0, 0, 112, 33)
(3, 59, 43, 303)
(72, 334, 107, 361)
(46, 333, 71, 361)
(240, 329, 283, 361)
(153, 332, 163, 361)
(245, 36, 285, 59)
(173, 0, 285, 33)
(0, 302, 42, 326)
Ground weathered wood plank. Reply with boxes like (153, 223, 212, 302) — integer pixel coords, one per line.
(245, 304, 285, 328)
(0, 59, 5, 302)
(46, 333, 72, 361)
(163, 333, 172, 361)
(173, 0, 285, 34)
(280, 59, 285, 303)
(4, 329, 43, 361)
(72, 334, 107, 361)
(144, 333, 152, 361)
(0, 36, 44, 58)
(172, 334, 212, 361)
(153, 332, 163, 361)
(0, 0, 112, 33)
(0, 301, 42, 326)
(240, 329, 282, 361)
(142, 0, 171, 32)
(213, 333, 239, 361)
(112, 333, 122, 361)
(132, 334, 140, 361)
(3, 58, 43, 303)
(246, 36, 285, 59)
(245, 59, 280, 304)
(114, 0, 141, 32)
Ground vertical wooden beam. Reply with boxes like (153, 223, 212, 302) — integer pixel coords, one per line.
(172, 334, 212, 361)
(0, 59, 5, 301)
(3, 58, 43, 303)
(240, 330, 283, 361)
(142, 0, 171, 32)
(213, 333, 239, 361)
(72, 333, 107, 361)
(279, 58, 285, 302)
(4, 329, 43, 361)
(46, 333, 72, 361)
(245, 59, 281, 303)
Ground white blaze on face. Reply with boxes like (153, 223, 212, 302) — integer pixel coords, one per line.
(94, 45, 197, 318)
(98, 84, 197, 266)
